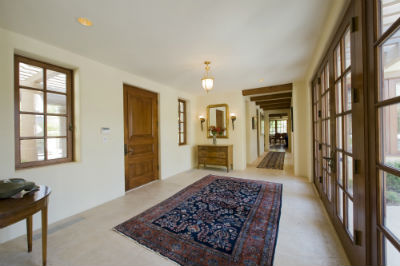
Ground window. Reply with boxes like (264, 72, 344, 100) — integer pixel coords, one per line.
(277, 120, 287, 133)
(269, 120, 276, 135)
(15, 55, 73, 168)
(178, 99, 186, 145)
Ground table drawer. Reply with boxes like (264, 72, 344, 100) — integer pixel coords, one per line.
(198, 146, 227, 152)
(199, 157, 227, 166)
(198, 151, 227, 158)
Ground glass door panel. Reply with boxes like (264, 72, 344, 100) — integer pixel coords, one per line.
(376, 5, 400, 264)
(334, 26, 355, 240)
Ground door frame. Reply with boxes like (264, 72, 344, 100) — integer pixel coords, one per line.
(123, 84, 160, 191)
(257, 109, 260, 157)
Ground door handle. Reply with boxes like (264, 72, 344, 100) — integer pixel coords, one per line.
(124, 144, 134, 155)
(323, 156, 335, 172)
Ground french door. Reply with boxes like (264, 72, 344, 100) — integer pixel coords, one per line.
(368, 0, 400, 265)
(312, 3, 367, 265)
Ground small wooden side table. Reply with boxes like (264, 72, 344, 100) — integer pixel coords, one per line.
(0, 185, 51, 266)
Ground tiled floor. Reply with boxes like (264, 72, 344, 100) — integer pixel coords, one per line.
(0, 152, 350, 266)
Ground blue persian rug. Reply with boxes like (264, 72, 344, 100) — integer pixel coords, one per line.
(114, 175, 283, 266)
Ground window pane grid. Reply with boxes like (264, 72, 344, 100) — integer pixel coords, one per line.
(178, 99, 186, 145)
(15, 55, 72, 168)
(333, 27, 354, 239)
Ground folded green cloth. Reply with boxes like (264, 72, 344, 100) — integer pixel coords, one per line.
(0, 178, 38, 199)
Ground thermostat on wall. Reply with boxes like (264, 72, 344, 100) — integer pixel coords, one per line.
(100, 127, 111, 134)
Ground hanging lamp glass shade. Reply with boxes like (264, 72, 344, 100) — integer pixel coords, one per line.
(201, 77, 214, 92)
(201, 61, 214, 92)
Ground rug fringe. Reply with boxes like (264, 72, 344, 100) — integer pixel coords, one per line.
(112, 228, 180, 266)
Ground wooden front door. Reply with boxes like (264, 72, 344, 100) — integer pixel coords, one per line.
(123, 84, 159, 191)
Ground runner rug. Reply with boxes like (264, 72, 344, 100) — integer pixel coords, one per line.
(257, 152, 285, 170)
(114, 174, 282, 266)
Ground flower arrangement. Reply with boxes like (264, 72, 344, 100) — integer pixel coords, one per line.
(209, 126, 225, 136)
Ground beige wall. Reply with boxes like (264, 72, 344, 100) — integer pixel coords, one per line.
(195, 91, 247, 170)
(293, 81, 312, 178)
(246, 100, 264, 164)
(293, 0, 349, 181)
(0, 27, 196, 243)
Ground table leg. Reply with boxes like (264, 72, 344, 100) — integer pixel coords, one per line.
(41, 206, 48, 266)
(26, 216, 32, 252)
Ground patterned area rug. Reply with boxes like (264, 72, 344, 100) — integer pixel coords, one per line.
(257, 152, 285, 170)
(114, 174, 282, 266)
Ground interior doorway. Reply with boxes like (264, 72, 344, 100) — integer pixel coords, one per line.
(123, 84, 159, 191)
(267, 113, 289, 152)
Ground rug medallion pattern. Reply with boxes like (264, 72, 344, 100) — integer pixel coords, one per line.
(114, 175, 282, 266)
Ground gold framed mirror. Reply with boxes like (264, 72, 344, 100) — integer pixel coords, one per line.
(207, 104, 229, 138)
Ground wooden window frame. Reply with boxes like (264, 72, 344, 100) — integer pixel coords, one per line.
(311, 2, 368, 265)
(178, 99, 187, 145)
(14, 55, 74, 169)
(367, 1, 400, 265)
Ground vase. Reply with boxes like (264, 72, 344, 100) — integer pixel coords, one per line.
(212, 135, 217, 145)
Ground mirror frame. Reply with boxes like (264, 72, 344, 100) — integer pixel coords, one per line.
(207, 104, 229, 138)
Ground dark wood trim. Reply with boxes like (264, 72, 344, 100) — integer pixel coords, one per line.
(368, 0, 400, 262)
(178, 98, 187, 146)
(14, 55, 74, 169)
(256, 98, 292, 106)
(262, 106, 291, 111)
(310, 2, 369, 265)
(250, 92, 292, 101)
(242, 83, 293, 96)
(374, 13, 400, 46)
(261, 104, 291, 109)
(269, 113, 288, 118)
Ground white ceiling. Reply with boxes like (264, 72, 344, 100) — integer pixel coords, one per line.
(0, 0, 333, 95)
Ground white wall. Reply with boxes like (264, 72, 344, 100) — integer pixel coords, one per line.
(292, 81, 311, 178)
(294, 0, 349, 181)
(245, 100, 262, 164)
(195, 91, 246, 170)
(259, 110, 265, 156)
(0, 28, 196, 243)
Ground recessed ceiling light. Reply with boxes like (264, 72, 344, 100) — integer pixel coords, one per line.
(259, 78, 264, 82)
(77, 17, 93, 27)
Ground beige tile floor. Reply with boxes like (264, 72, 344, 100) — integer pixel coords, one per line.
(0, 152, 350, 266)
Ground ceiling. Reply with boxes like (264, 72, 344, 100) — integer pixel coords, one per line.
(0, 0, 333, 95)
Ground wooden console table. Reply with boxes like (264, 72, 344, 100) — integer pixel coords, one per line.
(0, 185, 51, 266)
(198, 144, 233, 172)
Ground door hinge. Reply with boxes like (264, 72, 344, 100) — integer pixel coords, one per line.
(318, 77, 321, 85)
(319, 176, 323, 183)
(351, 17, 358, 32)
(354, 230, 362, 246)
(353, 88, 359, 103)
(318, 110, 322, 118)
(124, 144, 128, 156)
(354, 159, 360, 174)
(319, 144, 322, 150)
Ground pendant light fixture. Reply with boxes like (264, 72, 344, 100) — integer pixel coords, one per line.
(201, 61, 214, 93)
